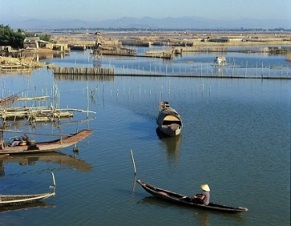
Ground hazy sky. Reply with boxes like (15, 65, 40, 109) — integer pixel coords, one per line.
(1, 0, 290, 29)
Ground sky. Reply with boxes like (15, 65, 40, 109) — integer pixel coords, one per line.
(1, 0, 291, 27)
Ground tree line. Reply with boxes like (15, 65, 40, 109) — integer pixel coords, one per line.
(0, 25, 51, 49)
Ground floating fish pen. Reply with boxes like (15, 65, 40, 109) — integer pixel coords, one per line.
(144, 50, 174, 59)
(182, 47, 228, 52)
(259, 46, 287, 54)
(0, 107, 74, 124)
(28, 112, 73, 123)
(0, 108, 74, 120)
(121, 40, 150, 47)
(0, 64, 29, 70)
(0, 95, 19, 107)
(168, 41, 193, 47)
(53, 67, 114, 75)
(93, 46, 136, 56)
(68, 45, 87, 51)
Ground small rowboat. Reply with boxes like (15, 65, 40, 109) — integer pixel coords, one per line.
(137, 179, 248, 213)
(0, 172, 56, 206)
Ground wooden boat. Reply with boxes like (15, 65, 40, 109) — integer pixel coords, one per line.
(0, 172, 56, 206)
(0, 95, 19, 107)
(0, 129, 93, 154)
(137, 180, 248, 213)
(156, 101, 182, 136)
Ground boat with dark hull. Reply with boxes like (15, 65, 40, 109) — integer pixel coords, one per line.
(0, 129, 93, 154)
(137, 180, 248, 213)
(156, 101, 182, 137)
(0, 172, 56, 206)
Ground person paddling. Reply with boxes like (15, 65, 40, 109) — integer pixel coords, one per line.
(193, 184, 210, 205)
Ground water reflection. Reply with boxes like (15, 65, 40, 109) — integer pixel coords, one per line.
(197, 210, 210, 226)
(54, 73, 114, 81)
(194, 208, 245, 225)
(92, 58, 102, 68)
(0, 152, 92, 176)
(0, 201, 55, 213)
(156, 128, 182, 160)
(22, 52, 65, 61)
(138, 196, 245, 224)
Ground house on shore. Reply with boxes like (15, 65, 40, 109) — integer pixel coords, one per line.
(0, 46, 22, 57)
(23, 37, 49, 49)
(23, 37, 69, 52)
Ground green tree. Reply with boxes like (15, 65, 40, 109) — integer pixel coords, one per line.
(0, 24, 26, 48)
(38, 34, 51, 42)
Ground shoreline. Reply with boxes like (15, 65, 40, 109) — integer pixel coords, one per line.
(1, 30, 290, 72)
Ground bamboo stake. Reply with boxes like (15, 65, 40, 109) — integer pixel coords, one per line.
(130, 149, 136, 175)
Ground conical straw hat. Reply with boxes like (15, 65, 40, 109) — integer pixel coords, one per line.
(201, 184, 210, 191)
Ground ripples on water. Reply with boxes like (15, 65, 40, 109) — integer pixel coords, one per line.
(0, 51, 290, 226)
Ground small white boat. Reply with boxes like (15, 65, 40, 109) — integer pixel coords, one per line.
(212, 56, 227, 66)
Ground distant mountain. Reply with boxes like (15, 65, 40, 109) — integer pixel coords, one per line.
(95, 17, 214, 29)
(7, 18, 91, 30)
(4, 16, 290, 30)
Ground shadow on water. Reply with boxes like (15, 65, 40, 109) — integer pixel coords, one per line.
(0, 201, 55, 213)
(0, 152, 92, 176)
(156, 128, 182, 160)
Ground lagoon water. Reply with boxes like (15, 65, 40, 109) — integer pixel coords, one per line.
(0, 50, 290, 225)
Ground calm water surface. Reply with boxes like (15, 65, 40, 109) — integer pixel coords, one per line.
(0, 51, 290, 226)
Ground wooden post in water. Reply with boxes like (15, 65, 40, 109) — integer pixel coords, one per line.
(130, 149, 137, 175)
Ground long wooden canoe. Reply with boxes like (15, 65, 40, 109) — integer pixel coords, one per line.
(0, 129, 93, 154)
(0, 172, 56, 206)
(137, 179, 248, 213)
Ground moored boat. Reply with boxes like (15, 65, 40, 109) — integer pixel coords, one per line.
(212, 56, 227, 66)
(137, 179, 248, 213)
(156, 101, 182, 136)
(0, 129, 93, 154)
(0, 172, 56, 206)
